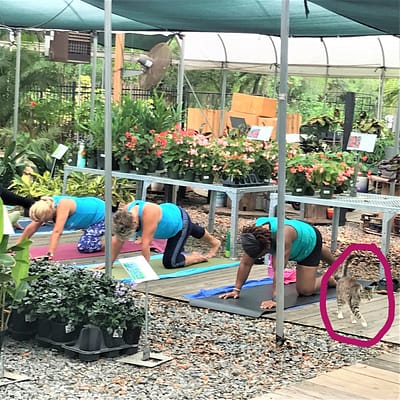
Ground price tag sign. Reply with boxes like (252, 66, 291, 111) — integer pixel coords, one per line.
(119, 255, 159, 283)
(346, 132, 377, 152)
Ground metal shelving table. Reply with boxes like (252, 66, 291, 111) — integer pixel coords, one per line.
(63, 166, 278, 258)
(285, 192, 400, 277)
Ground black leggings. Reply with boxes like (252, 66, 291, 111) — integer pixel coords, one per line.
(162, 208, 205, 268)
(0, 186, 36, 209)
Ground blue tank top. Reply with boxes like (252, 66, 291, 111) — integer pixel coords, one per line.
(53, 196, 105, 230)
(127, 201, 183, 239)
(255, 217, 316, 262)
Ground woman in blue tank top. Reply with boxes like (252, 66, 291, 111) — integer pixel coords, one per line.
(111, 201, 221, 268)
(219, 217, 337, 309)
(17, 195, 106, 258)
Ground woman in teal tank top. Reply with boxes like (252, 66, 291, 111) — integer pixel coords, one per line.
(219, 217, 337, 309)
(111, 201, 221, 268)
(16, 195, 106, 258)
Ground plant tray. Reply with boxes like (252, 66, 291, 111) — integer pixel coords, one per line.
(222, 173, 267, 187)
(62, 325, 139, 362)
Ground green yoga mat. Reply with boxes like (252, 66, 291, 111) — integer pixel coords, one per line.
(86, 256, 240, 281)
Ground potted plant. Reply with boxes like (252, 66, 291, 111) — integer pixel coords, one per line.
(310, 151, 356, 197)
(285, 146, 316, 195)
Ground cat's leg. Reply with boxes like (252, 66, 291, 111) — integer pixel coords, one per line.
(336, 296, 345, 319)
(349, 299, 368, 327)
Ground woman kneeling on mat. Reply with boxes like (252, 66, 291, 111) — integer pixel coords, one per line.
(17, 196, 105, 259)
(111, 200, 221, 268)
(219, 217, 337, 309)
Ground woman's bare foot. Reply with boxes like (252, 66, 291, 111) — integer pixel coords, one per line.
(185, 251, 208, 266)
(204, 237, 221, 259)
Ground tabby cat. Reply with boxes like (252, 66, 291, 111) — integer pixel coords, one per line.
(336, 253, 375, 328)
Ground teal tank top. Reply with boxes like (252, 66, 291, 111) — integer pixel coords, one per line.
(256, 217, 316, 262)
(53, 196, 105, 230)
(127, 201, 183, 239)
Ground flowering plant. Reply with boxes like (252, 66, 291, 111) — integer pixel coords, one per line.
(285, 146, 316, 193)
(116, 126, 158, 171)
(155, 125, 196, 174)
(310, 151, 355, 191)
(219, 136, 256, 179)
(190, 134, 224, 176)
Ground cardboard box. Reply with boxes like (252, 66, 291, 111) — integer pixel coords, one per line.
(231, 92, 277, 117)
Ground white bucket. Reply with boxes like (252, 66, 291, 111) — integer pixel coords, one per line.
(215, 192, 226, 207)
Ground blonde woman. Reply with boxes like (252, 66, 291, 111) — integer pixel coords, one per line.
(17, 195, 105, 259)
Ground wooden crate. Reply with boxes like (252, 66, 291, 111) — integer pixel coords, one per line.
(231, 93, 277, 117)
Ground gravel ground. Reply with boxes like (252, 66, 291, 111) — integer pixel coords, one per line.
(1, 190, 399, 399)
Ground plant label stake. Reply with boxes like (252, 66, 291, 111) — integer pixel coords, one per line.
(118, 256, 172, 368)
(50, 144, 69, 178)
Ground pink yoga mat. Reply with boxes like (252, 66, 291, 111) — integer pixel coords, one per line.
(29, 239, 167, 261)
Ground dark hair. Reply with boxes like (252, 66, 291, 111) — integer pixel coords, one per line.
(240, 224, 272, 259)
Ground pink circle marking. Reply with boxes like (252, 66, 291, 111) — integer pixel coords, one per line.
(320, 243, 395, 347)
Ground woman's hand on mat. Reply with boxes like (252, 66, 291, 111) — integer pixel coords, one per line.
(91, 264, 105, 270)
(260, 299, 276, 309)
(219, 291, 240, 299)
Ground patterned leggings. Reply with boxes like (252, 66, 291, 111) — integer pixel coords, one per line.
(77, 220, 105, 253)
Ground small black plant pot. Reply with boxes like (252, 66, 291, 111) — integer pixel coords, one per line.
(8, 312, 38, 340)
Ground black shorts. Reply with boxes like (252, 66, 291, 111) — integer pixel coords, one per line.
(297, 227, 322, 267)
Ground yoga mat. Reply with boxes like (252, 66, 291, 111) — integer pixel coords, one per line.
(81, 256, 240, 280)
(29, 239, 167, 260)
(189, 283, 337, 318)
(11, 220, 76, 236)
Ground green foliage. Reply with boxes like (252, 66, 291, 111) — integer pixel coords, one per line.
(0, 141, 26, 187)
(18, 261, 145, 330)
(0, 197, 32, 330)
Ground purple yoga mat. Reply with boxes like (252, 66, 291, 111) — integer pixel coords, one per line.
(29, 239, 167, 261)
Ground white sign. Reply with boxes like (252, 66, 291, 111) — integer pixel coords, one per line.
(51, 144, 69, 160)
(247, 125, 273, 141)
(119, 255, 160, 283)
(346, 132, 377, 152)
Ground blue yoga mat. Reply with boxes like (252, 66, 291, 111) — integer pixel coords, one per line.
(184, 277, 273, 299)
(11, 219, 77, 236)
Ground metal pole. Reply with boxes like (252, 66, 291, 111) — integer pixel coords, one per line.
(275, 0, 290, 345)
(176, 34, 185, 121)
(104, 0, 113, 276)
(12, 29, 21, 141)
(219, 67, 228, 137)
(90, 31, 98, 122)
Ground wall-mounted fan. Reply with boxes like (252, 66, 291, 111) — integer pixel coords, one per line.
(123, 42, 172, 89)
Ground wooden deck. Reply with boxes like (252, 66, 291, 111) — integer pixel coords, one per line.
(252, 348, 400, 400)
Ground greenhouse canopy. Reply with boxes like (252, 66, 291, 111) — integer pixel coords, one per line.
(179, 33, 400, 78)
(83, 0, 400, 36)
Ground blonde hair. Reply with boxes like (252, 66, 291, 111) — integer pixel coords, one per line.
(112, 210, 137, 241)
(29, 196, 55, 222)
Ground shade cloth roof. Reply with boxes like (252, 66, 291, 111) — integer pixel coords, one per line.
(0, 0, 157, 31)
(179, 33, 400, 78)
(84, 0, 400, 36)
